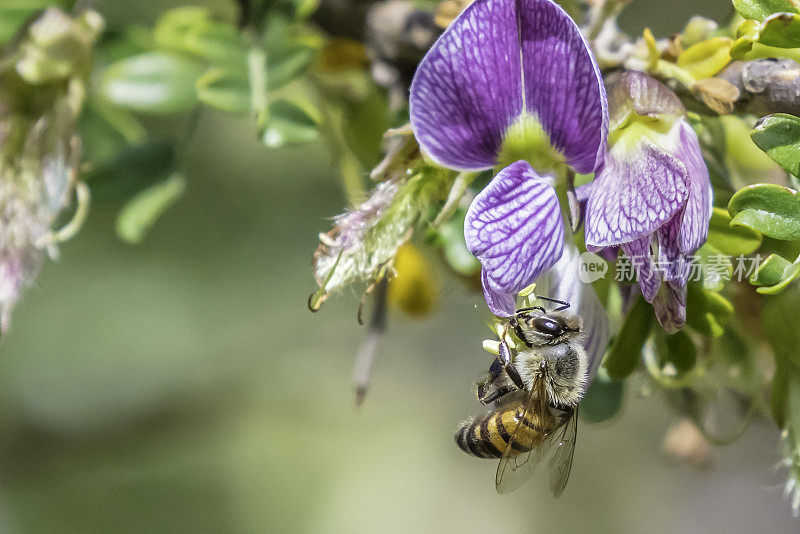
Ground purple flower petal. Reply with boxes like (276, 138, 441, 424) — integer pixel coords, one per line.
(518, 0, 608, 173)
(409, 0, 607, 172)
(657, 212, 696, 288)
(539, 243, 610, 383)
(621, 236, 660, 302)
(465, 160, 564, 313)
(480, 270, 518, 317)
(574, 181, 592, 204)
(584, 143, 689, 249)
(607, 70, 685, 131)
(409, 0, 523, 170)
(653, 282, 687, 334)
(676, 122, 712, 254)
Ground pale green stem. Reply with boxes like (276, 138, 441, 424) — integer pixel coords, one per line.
(248, 46, 268, 125)
(41, 180, 91, 245)
(431, 171, 477, 227)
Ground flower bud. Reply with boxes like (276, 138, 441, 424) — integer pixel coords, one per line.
(16, 9, 103, 84)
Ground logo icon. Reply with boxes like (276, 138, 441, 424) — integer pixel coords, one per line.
(578, 251, 608, 284)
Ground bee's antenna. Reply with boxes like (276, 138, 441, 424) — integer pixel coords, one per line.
(514, 306, 546, 315)
(532, 295, 570, 311)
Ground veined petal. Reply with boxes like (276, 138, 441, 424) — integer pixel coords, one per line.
(622, 236, 660, 302)
(481, 270, 517, 317)
(607, 70, 685, 131)
(676, 122, 712, 254)
(653, 282, 687, 334)
(584, 142, 689, 248)
(657, 214, 689, 286)
(538, 243, 610, 384)
(518, 0, 608, 173)
(574, 181, 592, 204)
(465, 160, 564, 301)
(409, 0, 523, 170)
(409, 0, 607, 172)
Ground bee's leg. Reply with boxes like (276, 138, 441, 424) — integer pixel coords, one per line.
(476, 357, 503, 403)
(499, 341, 524, 390)
(478, 384, 517, 405)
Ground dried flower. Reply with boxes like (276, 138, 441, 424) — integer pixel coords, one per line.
(311, 166, 449, 309)
(0, 9, 101, 332)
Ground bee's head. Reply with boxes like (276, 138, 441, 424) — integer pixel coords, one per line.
(510, 307, 582, 347)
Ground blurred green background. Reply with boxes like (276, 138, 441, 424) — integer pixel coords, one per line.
(0, 0, 797, 532)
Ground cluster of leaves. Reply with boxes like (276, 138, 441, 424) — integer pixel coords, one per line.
(86, 2, 332, 242)
(582, 0, 800, 508)
(7, 0, 800, 512)
(0, 0, 393, 246)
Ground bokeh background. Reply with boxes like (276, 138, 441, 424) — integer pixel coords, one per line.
(0, 0, 797, 532)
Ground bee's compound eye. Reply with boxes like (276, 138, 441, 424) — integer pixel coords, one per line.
(532, 316, 563, 336)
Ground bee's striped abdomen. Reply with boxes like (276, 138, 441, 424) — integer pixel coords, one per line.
(455, 408, 547, 459)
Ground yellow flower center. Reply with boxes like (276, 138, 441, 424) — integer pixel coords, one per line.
(497, 113, 564, 172)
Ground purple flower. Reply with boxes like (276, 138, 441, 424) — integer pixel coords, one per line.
(409, 0, 608, 316)
(583, 71, 712, 332)
(538, 243, 610, 384)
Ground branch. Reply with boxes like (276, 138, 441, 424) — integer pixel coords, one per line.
(717, 59, 800, 117)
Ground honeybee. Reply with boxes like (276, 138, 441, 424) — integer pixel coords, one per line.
(456, 299, 588, 495)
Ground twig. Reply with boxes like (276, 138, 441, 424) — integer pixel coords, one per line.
(717, 59, 800, 117)
(353, 276, 389, 405)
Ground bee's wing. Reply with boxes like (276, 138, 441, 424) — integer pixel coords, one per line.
(547, 405, 578, 497)
(495, 375, 551, 495)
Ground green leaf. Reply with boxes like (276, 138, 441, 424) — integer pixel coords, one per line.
(707, 207, 763, 256)
(342, 90, 390, 169)
(153, 7, 248, 67)
(788, 369, 800, 432)
(100, 52, 205, 113)
(79, 99, 147, 166)
(728, 183, 800, 240)
(763, 289, 800, 370)
(261, 99, 320, 148)
(771, 359, 790, 428)
(686, 282, 733, 337)
(262, 15, 321, 90)
(663, 330, 698, 373)
(603, 295, 653, 380)
(731, 13, 800, 58)
(732, 0, 800, 20)
(749, 253, 800, 293)
(84, 143, 176, 200)
(0, 8, 36, 46)
(720, 114, 784, 177)
(426, 207, 480, 277)
(116, 173, 186, 244)
(750, 113, 800, 177)
(0, 2, 72, 45)
(676, 37, 733, 79)
(268, 45, 317, 90)
(579, 371, 625, 423)
(754, 12, 800, 46)
(289, 0, 319, 18)
(695, 243, 732, 292)
(196, 68, 250, 114)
